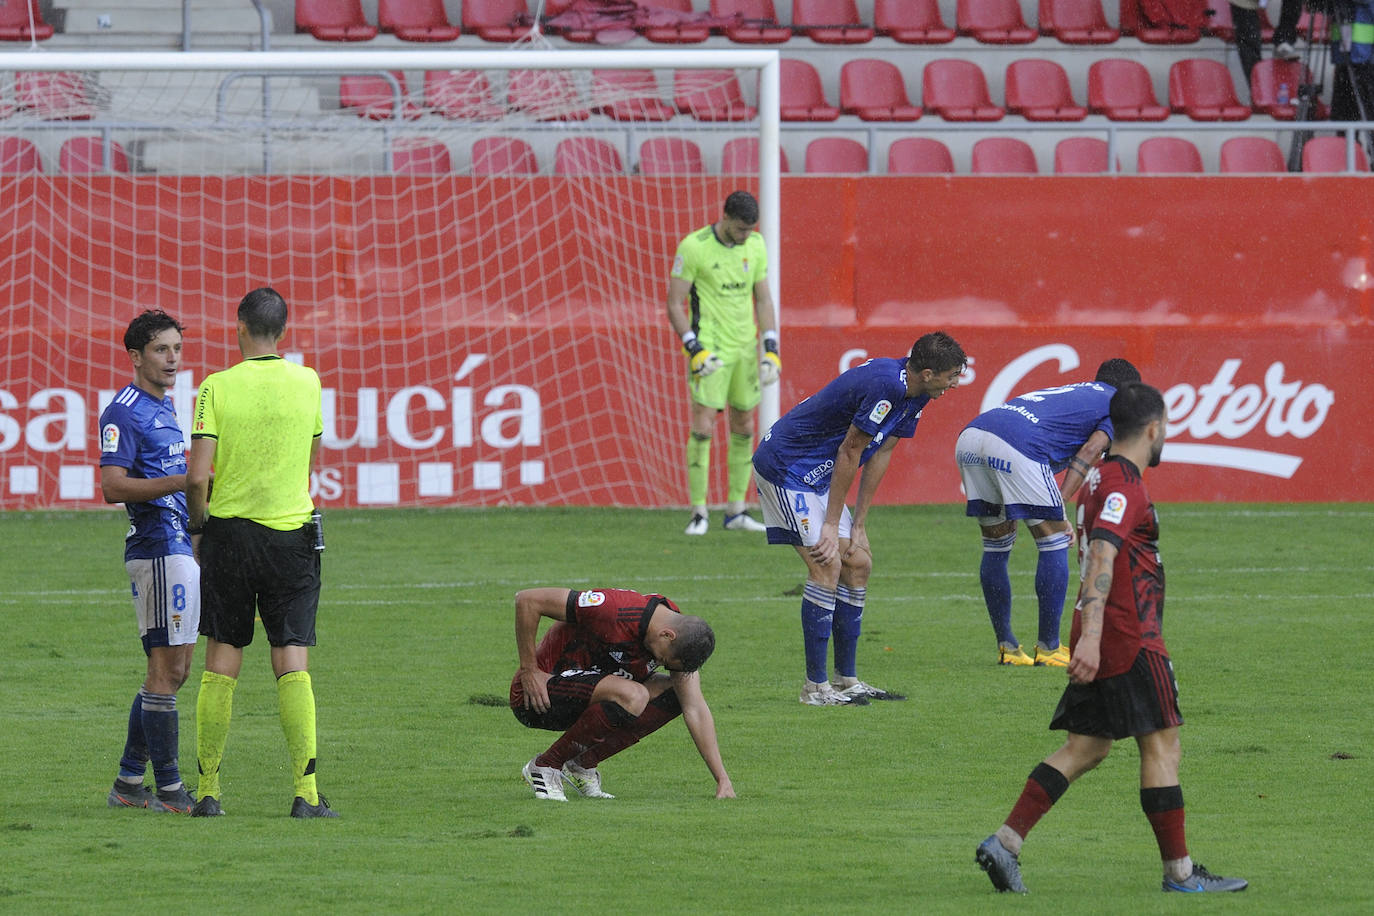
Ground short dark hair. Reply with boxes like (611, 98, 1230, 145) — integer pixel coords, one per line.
(123, 309, 184, 353)
(1110, 382, 1166, 440)
(723, 190, 759, 225)
(237, 287, 288, 341)
(673, 615, 716, 672)
(1095, 358, 1141, 390)
(908, 331, 967, 375)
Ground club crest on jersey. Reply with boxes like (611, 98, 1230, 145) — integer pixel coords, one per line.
(742, 258, 749, 274)
(868, 400, 893, 424)
(101, 423, 121, 453)
(577, 590, 607, 608)
(1101, 492, 1128, 525)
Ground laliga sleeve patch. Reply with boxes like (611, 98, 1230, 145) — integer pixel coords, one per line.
(577, 590, 607, 608)
(1100, 492, 1128, 525)
(101, 423, 121, 454)
(868, 400, 893, 424)
(671, 254, 685, 277)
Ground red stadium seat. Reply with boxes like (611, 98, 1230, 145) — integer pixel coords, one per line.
(971, 137, 1038, 173)
(1038, 0, 1118, 43)
(874, 0, 955, 43)
(392, 138, 453, 173)
(340, 72, 423, 120)
(16, 72, 96, 120)
(1168, 59, 1250, 121)
(0, 0, 53, 41)
(957, 0, 1037, 43)
(424, 70, 504, 120)
(462, 0, 530, 42)
(0, 136, 43, 173)
(591, 69, 677, 121)
(791, 0, 876, 43)
(59, 136, 131, 173)
(1087, 59, 1169, 120)
(637, 137, 706, 174)
(554, 137, 626, 175)
(804, 137, 869, 173)
(1301, 136, 1370, 173)
(378, 0, 460, 41)
(922, 59, 1005, 121)
(295, 0, 378, 40)
(471, 137, 538, 175)
(1053, 137, 1115, 173)
(1218, 137, 1286, 173)
(710, 0, 792, 43)
(1005, 59, 1087, 121)
(508, 70, 591, 121)
(887, 137, 954, 173)
(673, 69, 757, 121)
(780, 59, 840, 121)
(840, 59, 922, 121)
(1204, 1, 1272, 41)
(1250, 59, 1320, 120)
(640, 0, 712, 43)
(720, 137, 791, 173)
(1136, 137, 1203, 173)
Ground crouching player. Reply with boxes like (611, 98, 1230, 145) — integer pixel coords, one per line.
(510, 587, 734, 801)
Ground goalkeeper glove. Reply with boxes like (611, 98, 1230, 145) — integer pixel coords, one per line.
(681, 332, 723, 377)
(759, 330, 781, 386)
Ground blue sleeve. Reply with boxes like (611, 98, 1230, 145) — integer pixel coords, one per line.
(98, 403, 139, 469)
(849, 376, 908, 437)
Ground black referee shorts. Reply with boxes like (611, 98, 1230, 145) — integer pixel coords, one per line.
(200, 516, 320, 649)
(1050, 648, 1183, 740)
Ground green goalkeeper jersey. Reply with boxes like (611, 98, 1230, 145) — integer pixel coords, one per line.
(671, 224, 768, 353)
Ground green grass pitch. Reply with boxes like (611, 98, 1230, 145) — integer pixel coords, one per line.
(1, 504, 1370, 914)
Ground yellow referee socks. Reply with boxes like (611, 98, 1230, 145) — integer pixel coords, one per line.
(277, 670, 320, 806)
(195, 671, 236, 801)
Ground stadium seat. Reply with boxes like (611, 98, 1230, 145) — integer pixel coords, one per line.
(16, 72, 96, 120)
(1005, 59, 1087, 121)
(711, 0, 792, 43)
(673, 69, 757, 121)
(1136, 137, 1203, 173)
(637, 137, 706, 174)
(1204, 1, 1272, 41)
(1297, 9, 1327, 40)
(1168, 59, 1250, 121)
(295, 0, 378, 40)
(591, 69, 677, 121)
(1250, 59, 1318, 120)
(780, 59, 840, 121)
(874, 0, 955, 43)
(59, 136, 131, 173)
(0, 0, 53, 41)
(971, 137, 1038, 173)
(804, 137, 869, 173)
(554, 137, 626, 175)
(839, 59, 922, 121)
(1038, 0, 1118, 43)
(1301, 136, 1370, 173)
(471, 136, 538, 175)
(1087, 59, 1169, 120)
(0, 136, 43, 173)
(508, 70, 591, 121)
(720, 137, 791, 173)
(957, 0, 1037, 43)
(378, 0, 460, 41)
(640, 0, 712, 43)
(1053, 136, 1115, 173)
(424, 70, 505, 120)
(791, 0, 876, 43)
(887, 137, 954, 173)
(462, 0, 530, 42)
(340, 72, 423, 120)
(1218, 137, 1286, 173)
(922, 59, 1005, 121)
(392, 138, 453, 173)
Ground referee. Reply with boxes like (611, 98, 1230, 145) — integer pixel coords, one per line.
(185, 287, 336, 818)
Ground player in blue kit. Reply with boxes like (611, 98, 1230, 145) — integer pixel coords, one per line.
(955, 358, 1140, 668)
(98, 309, 199, 814)
(754, 332, 967, 706)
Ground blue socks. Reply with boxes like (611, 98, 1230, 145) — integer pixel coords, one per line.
(980, 533, 1017, 646)
(1035, 531, 1073, 650)
(833, 584, 866, 679)
(141, 690, 182, 791)
(800, 581, 837, 684)
(118, 689, 149, 783)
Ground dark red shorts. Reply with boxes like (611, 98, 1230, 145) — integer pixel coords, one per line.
(1050, 648, 1183, 739)
(509, 671, 608, 731)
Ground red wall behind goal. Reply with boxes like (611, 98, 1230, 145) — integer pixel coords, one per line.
(1, 175, 1369, 508)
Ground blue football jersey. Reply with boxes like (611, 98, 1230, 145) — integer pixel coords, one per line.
(99, 385, 192, 561)
(754, 358, 929, 493)
(965, 381, 1116, 471)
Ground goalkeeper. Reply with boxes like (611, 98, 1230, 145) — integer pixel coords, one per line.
(666, 190, 778, 536)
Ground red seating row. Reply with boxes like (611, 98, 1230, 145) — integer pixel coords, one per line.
(0, 136, 131, 173)
(0, 0, 52, 41)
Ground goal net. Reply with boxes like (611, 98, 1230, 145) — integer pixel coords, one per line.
(0, 48, 780, 509)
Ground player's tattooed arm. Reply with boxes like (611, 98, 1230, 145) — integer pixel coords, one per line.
(1069, 539, 1116, 683)
(1060, 430, 1112, 502)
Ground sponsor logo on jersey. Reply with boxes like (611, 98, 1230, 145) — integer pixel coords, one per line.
(672, 254, 684, 276)
(577, 590, 606, 608)
(868, 400, 892, 424)
(1100, 492, 1128, 525)
(802, 460, 834, 486)
(101, 423, 120, 453)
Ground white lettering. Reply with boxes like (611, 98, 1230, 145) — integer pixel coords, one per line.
(25, 388, 83, 452)
(481, 385, 541, 448)
(386, 385, 445, 450)
(981, 344, 1081, 412)
(0, 389, 19, 451)
(839, 348, 867, 373)
(310, 467, 344, 501)
(1165, 360, 1333, 441)
(322, 388, 379, 449)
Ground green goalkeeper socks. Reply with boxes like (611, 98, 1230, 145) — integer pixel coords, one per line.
(277, 670, 320, 806)
(727, 432, 755, 504)
(195, 670, 236, 801)
(687, 433, 712, 508)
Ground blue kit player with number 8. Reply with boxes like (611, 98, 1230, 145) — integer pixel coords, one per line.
(955, 358, 1141, 668)
(99, 309, 199, 814)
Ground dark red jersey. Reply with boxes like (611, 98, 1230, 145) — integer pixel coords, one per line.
(535, 588, 678, 683)
(1071, 455, 1167, 678)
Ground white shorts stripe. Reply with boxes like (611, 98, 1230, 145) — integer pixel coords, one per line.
(757, 478, 853, 548)
(956, 426, 1067, 524)
(127, 554, 200, 648)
